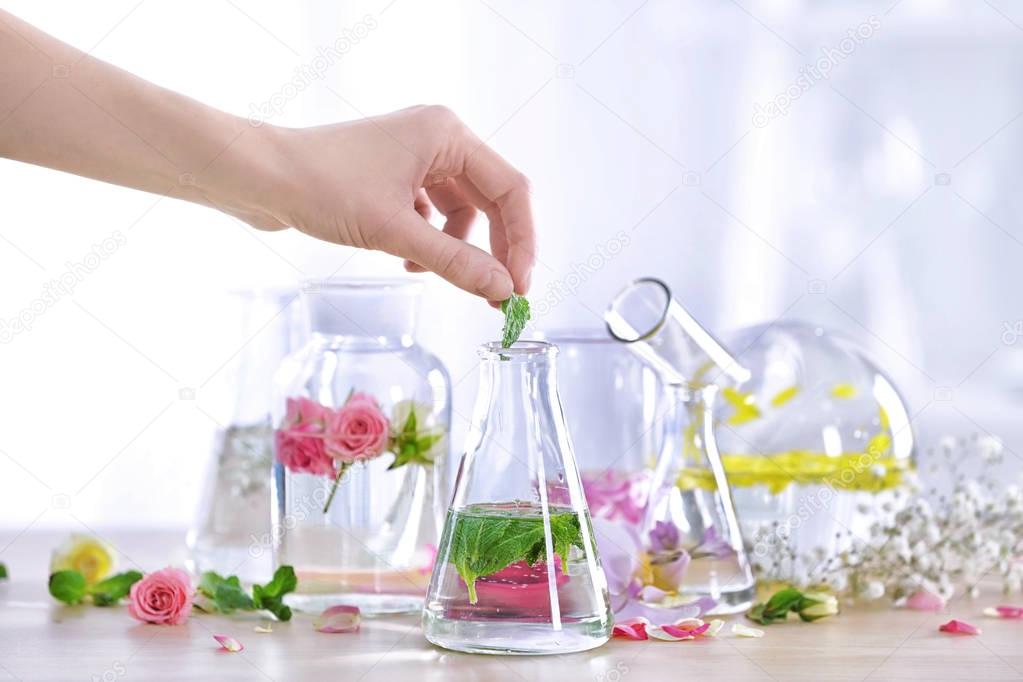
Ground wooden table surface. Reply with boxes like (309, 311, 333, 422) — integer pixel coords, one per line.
(0, 532, 1020, 681)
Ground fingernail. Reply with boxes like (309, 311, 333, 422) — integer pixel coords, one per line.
(479, 267, 513, 299)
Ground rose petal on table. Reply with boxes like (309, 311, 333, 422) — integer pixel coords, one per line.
(314, 605, 361, 633)
(650, 618, 711, 641)
(213, 635, 243, 652)
(612, 617, 650, 640)
(938, 619, 981, 635)
(983, 606, 1023, 619)
(254, 624, 273, 633)
(905, 589, 945, 611)
(732, 623, 765, 638)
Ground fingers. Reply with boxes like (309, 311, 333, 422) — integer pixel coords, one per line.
(454, 135, 536, 294)
(413, 188, 432, 221)
(404, 178, 478, 274)
(383, 209, 513, 300)
(404, 188, 433, 272)
(426, 177, 477, 241)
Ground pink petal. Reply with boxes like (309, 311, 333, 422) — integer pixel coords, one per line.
(938, 619, 981, 635)
(648, 626, 696, 641)
(612, 617, 649, 640)
(314, 605, 361, 634)
(984, 605, 1023, 619)
(651, 618, 712, 641)
(213, 635, 243, 652)
(905, 589, 945, 611)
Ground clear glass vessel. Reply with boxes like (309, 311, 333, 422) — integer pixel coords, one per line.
(642, 384, 756, 613)
(606, 278, 756, 614)
(538, 328, 660, 526)
(606, 278, 916, 586)
(715, 322, 915, 576)
(187, 289, 300, 583)
(423, 341, 612, 655)
(271, 279, 451, 614)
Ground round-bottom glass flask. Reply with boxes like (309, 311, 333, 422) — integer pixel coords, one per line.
(423, 341, 612, 655)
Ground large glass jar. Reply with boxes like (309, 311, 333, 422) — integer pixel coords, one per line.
(271, 279, 451, 614)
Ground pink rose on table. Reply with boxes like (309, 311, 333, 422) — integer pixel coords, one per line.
(325, 392, 390, 463)
(275, 424, 335, 477)
(128, 567, 193, 625)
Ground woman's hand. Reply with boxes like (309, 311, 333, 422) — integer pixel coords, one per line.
(0, 10, 534, 300)
(219, 106, 536, 301)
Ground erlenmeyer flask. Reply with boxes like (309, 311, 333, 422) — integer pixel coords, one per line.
(605, 278, 756, 614)
(423, 341, 612, 655)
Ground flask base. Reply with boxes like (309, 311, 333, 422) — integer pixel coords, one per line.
(422, 611, 610, 655)
(285, 591, 423, 615)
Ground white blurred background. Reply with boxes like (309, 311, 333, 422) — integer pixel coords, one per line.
(1, 0, 1021, 531)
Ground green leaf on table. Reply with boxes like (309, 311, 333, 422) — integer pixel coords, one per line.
(252, 565, 297, 621)
(449, 509, 583, 604)
(49, 570, 87, 605)
(0, 563, 7, 580)
(89, 570, 143, 606)
(765, 587, 804, 613)
(500, 294, 531, 348)
(199, 571, 255, 613)
(197, 566, 297, 620)
(747, 587, 809, 625)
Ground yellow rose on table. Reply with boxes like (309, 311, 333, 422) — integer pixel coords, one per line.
(50, 535, 115, 584)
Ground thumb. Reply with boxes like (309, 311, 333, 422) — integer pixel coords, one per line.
(379, 210, 514, 300)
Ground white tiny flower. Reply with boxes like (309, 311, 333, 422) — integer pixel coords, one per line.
(976, 435, 1003, 460)
(863, 580, 885, 600)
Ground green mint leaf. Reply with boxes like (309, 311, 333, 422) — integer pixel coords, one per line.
(448, 509, 584, 604)
(253, 566, 297, 603)
(197, 570, 230, 599)
(746, 587, 804, 624)
(500, 294, 531, 348)
(49, 570, 88, 605)
(199, 571, 254, 613)
(0, 563, 7, 580)
(89, 570, 143, 606)
(764, 587, 803, 615)
(251, 566, 297, 621)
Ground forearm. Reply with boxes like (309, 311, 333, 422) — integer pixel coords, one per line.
(0, 10, 282, 220)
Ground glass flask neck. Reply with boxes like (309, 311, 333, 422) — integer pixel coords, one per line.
(453, 341, 577, 509)
(301, 279, 421, 349)
(605, 277, 750, 387)
(468, 342, 559, 455)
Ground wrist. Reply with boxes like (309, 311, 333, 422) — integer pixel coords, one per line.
(193, 118, 296, 227)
